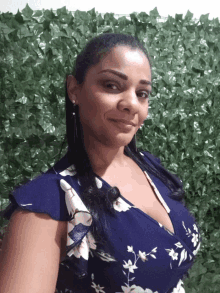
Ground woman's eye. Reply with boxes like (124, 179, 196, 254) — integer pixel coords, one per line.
(138, 92, 149, 99)
(104, 81, 150, 99)
(105, 82, 118, 90)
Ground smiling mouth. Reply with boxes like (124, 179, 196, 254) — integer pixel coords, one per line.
(110, 119, 135, 126)
(110, 119, 134, 132)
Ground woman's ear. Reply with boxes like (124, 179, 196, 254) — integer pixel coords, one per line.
(67, 75, 79, 104)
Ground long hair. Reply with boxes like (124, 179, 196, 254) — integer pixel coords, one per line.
(56, 33, 186, 249)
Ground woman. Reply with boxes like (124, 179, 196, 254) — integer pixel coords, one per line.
(0, 33, 201, 293)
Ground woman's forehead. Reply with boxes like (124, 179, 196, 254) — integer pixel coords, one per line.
(92, 46, 151, 76)
(102, 46, 148, 63)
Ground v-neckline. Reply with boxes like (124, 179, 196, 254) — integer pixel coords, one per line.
(94, 169, 176, 236)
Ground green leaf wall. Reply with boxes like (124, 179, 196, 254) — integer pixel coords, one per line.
(1, 4, 220, 292)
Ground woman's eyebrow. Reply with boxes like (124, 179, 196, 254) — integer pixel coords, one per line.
(98, 69, 152, 86)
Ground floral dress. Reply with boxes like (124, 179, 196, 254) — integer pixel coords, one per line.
(2, 150, 202, 293)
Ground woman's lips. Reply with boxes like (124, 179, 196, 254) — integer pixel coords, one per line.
(110, 119, 134, 132)
(110, 119, 136, 126)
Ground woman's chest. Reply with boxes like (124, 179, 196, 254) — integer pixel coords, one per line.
(102, 170, 175, 234)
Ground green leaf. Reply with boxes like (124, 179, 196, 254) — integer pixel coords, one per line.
(185, 10, 194, 21)
(19, 26, 33, 38)
(200, 13, 210, 25)
(77, 24, 89, 35)
(14, 10, 24, 24)
(56, 6, 68, 16)
(41, 30, 52, 43)
(130, 12, 138, 23)
(0, 23, 15, 39)
(118, 16, 129, 27)
(137, 12, 150, 23)
(22, 4, 33, 18)
(212, 274, 220, 283)
(56, 10, 73, 24)
(87, 7, 97, 20)
(33, 10, 43, 17)
(103, 12, 116, 23)
(149, 7, 160, 19)
(43, 20, 50, 31)
(74, 10, 89, 21)
(43, 9, 56, 20)
(175, 14, 183, 22)
(8, 29, 19, 42)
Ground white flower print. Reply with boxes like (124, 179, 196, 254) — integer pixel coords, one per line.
(66, 222, 98, 260)
(127, 246, 134, 253)
(122, 285, 158, 293)
(138, 251, 148, 262)
(193, 224, 198, 233)
(60, 179, 96, 260)
(165, 242, 185, 269)
(73, 231, 98, 259)
(94, 250, 117, 262)
(91, 282, 106, 293)
(123, 260, 138, 273)
(121, 285, 158, 293)
(59, 165, 77, 177)
(113, 197, 133, 212)
(67, 233, 89, 259)
(60, 179, 92, 221)
(182, 221, 200, 248)
(87, 231, 97, 250)
(191, 233, 199, 247)
(193, 241, 201, 256)
(95, 177, 103, 189)
(171, 279, 185, 293)
(92, 245, 157, 293)
(91, 274, 106, 293)
(165, 221, 201, 269)
(167, 249, 179, 261)
(121, 245, 157, 291)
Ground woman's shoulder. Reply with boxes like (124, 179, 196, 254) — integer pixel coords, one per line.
(2, 152, 76, 223)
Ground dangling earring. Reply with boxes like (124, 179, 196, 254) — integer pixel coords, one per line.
(139, 123, 144, 130)
(72, 100, 78, 144)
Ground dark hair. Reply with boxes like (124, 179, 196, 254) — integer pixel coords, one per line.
(57, 33, 186, 250)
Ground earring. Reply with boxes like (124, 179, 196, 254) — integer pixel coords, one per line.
(139, 123, 144, 130)
(72, 100, 78, 144)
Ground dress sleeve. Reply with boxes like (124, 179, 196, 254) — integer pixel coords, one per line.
(1, 173, 94, 282)
(1, 173, 71, 222)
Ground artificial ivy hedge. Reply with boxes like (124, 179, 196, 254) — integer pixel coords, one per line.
(0, 4, 220, 292)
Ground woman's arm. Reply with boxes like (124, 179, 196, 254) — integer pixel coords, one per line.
(0, 208, 67, 293)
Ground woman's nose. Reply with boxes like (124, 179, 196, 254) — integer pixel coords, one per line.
(119, 90, 140, 113)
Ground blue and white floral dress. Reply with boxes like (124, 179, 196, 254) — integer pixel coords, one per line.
(2, 150, 202, 293)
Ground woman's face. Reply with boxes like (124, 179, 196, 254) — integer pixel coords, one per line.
(68, 45, 152, 150)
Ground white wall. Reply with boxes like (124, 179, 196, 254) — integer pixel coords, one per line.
(0, 0, 219, 22)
